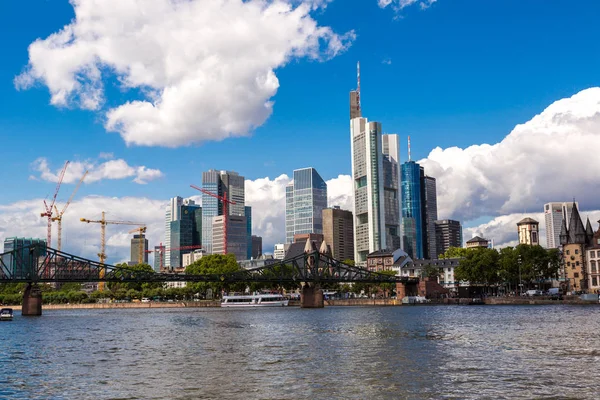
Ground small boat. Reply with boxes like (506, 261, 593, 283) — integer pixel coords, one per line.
(221, 294, 289, 308)
(401, 296, 430, 304)
(0, 308, 14, 321)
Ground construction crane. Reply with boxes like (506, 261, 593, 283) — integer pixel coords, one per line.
(190, 184, 236, 254)
(129, 226, 147, 265)
(147, 243, 203, 272)
(80, 211, 144, 291)
(40, 161, 69, 248)
(52, 170, 88, 252)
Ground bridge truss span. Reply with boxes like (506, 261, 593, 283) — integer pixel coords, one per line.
(0, 244, 418, 285)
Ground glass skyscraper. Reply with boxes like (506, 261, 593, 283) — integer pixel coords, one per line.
(401, 161, 423, 259)
(285, 167, 328, 243)
(167, 199, 201, 269)
(201, 170, 246, 254)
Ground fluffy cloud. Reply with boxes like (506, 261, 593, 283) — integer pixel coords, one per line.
(420, 88, 600, 225)
(16, 0, 354, 147)
(378, 0, 437, 10)
(0, 196, 166, 265)
(32, 156, 164, 185)
(463, 210, 600, 249)
(0, 173, 352, 261)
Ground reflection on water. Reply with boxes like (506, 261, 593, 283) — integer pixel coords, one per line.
(1, 305, 599, 399)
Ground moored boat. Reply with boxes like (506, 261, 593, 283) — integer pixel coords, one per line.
(221, 294, 289, 307)
(0, 308, 14, 320)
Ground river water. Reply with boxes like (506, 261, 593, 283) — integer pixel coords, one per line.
(1, 305, 599, 399)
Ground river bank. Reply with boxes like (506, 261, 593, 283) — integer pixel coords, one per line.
(4, 296, 599, 310)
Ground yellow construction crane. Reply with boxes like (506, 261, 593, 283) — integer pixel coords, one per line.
(128, 226, 147, 265)
(80, 211, 144, 291)
(52, 170, 88, 252)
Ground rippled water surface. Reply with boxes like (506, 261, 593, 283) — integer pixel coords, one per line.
(1, 305, 600, 399)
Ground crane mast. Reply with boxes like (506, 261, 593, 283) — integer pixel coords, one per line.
(40, 160, 69, 248)
(80, 211, 145, 291)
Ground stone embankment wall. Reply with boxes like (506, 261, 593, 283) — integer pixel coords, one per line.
(484, 297, 599, 305)
(324, 298, 401, 306)
(7, 301, 222, 311)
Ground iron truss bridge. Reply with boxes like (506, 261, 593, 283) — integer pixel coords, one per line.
(0, 244, 418, 285)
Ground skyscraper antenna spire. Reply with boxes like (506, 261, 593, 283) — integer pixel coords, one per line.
(357, 61, 361, 114)
(408, 136, 411, 161)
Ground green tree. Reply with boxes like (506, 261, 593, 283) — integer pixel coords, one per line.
(439, 247, 471, 259)
(454, 247, 500, 290)
(186, 254, 244, 298)
(376, 269, 397, 297)
(108, 263, 162, 293)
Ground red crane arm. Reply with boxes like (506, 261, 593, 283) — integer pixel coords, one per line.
(190, 184, 236, 205)
(49, 161, 70, 210)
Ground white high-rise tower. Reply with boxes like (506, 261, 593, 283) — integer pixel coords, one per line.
(351, 117, 386, 264)
(544, 202, 578, 248)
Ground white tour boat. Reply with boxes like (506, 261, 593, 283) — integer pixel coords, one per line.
(221, 294, 289, 308)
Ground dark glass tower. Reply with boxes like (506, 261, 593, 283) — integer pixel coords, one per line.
(401, 161, 423, 259)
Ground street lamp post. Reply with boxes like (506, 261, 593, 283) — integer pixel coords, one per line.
(518, 255, 523, 296)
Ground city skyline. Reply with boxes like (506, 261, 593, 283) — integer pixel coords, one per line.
(2, 0, 600, 263)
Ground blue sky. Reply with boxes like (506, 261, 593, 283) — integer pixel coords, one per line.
(2, 0, 600, 258)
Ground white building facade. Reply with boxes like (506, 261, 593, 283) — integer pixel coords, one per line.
(351, 117, 386, 265)
(544, 202, 578, 248)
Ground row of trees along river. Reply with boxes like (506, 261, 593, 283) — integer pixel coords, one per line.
(436, 244, 561, 293)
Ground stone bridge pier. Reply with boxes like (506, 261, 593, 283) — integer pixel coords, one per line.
(300, 285, 324, 308)
(22, 283, 43, 316)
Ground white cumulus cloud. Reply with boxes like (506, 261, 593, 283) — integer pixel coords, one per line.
(32, 156, 164, 185)
(16, 0, 354, 147)
(0, 196, 166, 265)
(463, 210, 600, 249)
(420, 88, 600, 224)
(378, 0, 437, 10)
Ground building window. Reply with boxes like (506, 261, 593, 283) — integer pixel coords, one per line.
(575, 249, 579, 255)
(592, 261, 597, 273)
(567, 262, 571, 266)
(574, 273, 579, 278)
(593, 277, 598, 287)
(566, 250, 570, 255)
(590, 251, 596, 258)
(576, 261, 580, 266)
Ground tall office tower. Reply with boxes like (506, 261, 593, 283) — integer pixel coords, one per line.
(164, 196, 183, 269)
(382, 134, 401, 251)
(130, 234, 148, 264)
(401, 160, 423, 259)
(420, 172, 438, 259)
(322, 206, 354, 261)
(545, 202, 579, 248)
(434, 219, 463, 258)
(351, 117, 386, 264)
(153, 245, 163, 272)
(251, 235, 263, 259)
(245, 206, 252, 259)
(350, 61, 362, 120)
(284, 167, 328, 243)
(201, 170, 246, 254)
(212, 215, 248, 260)
(3, 237, 47, 277)
(169, 199, 202, 269)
